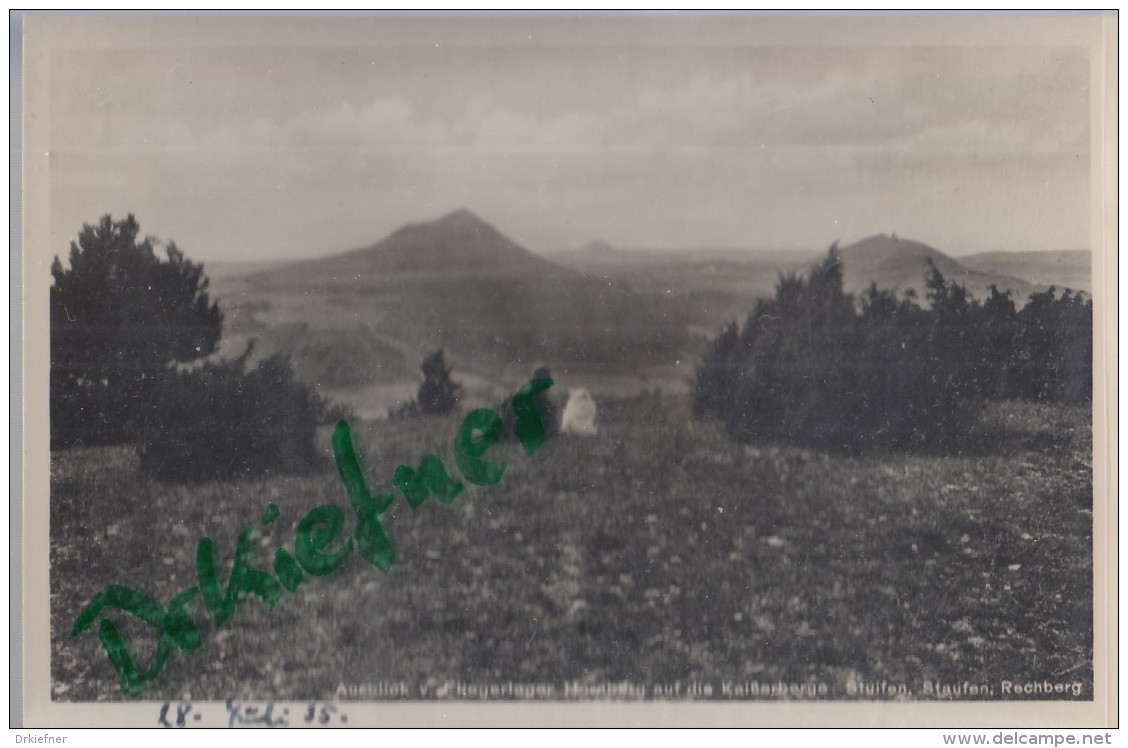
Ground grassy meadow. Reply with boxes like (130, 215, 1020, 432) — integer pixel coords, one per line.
(50, 393, 1092, 702)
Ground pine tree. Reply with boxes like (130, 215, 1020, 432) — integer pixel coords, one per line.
(416, 349, 461, 415)
(51, 215, 223, 446)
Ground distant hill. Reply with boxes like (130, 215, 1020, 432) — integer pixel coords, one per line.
(569, 238, 617, 257)
(550, 239, 639, 269)
(203, 259, 282, 282)
(554, 242, 818, 269)
(215, 210, 691, 416)
(265, 208, 560, 283)
(836, 234, 1044, 302)
(203, 219, 1081, 418)
(552, 243, 820, 335)
(959, 250, 1091, 294)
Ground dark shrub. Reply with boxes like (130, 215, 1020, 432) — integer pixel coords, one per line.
(973, 285, 1021, 400)
(139, 347, 328, 482)
(51, 215, 222, 447)
(695, 249, 985, 452)
(696, 246, 1092, 453)
(498, 366, 559, 440)
(692, 320, 738, 420)
(844, 264, 984, 450)
(1010, 288, 1093, 404)
(417, 349, 461, 415)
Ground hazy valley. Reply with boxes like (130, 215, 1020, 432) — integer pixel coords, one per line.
(205, 210, 1089, 419)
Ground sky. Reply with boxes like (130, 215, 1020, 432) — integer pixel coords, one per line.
(31, 13, 1100, 263)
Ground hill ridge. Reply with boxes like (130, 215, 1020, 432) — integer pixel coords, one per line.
(235, 210, 690, 416)
(835, 233, 1043, 301)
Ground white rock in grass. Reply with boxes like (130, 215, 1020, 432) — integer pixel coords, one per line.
(560, 388, 598, 436)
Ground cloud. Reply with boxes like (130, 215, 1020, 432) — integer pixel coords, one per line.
(202, 46, 1087, 158)
(47, 41, 1092, 261)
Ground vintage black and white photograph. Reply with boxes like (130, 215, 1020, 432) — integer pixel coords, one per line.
(21, 12, 1115, 726)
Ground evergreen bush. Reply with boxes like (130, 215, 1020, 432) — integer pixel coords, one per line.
(389, 349, 462, 420)
(139, 346, 328, 482)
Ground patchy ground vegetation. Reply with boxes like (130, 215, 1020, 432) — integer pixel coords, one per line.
(48, 222, 1093, 703)
(51, 393, 1091, 701)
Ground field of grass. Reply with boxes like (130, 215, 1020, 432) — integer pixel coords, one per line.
(50, 395, 1092, 702)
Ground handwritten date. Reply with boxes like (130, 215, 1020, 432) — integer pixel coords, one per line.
(157, 700, 347, 728)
